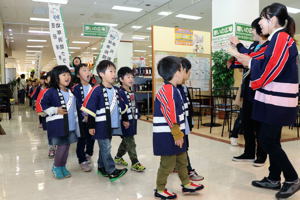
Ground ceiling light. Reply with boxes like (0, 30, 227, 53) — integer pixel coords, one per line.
(148, 45, 152, 48)
(9, 37, 13, 39)
(158, 11, 172, 16)
(134, 50, 146, 53)
(28, 30, 50, 34)
(72, 41, 90, 44)
(112, 5, 142, 12)
(287, 6, 300, 14)
(175, 14, 202, 20)
(27, 45, 44, 48)
(94, 22, 118, 27)
(69, 47, 81, 49)
(69, 52, 75, 54)
(132, 26, 142, 29)
(132, 35, 148, 40)
(91, 48, 97, 50)
(146, 27, 152, 31)
(9, 33, 13, 36)
(27, 39, 47, 42)
(26, 50, 41, 53)
(11, 40, 14, 42)
(32, 0, 68, 4)
(30, 17, 49, 22)
(8, 29, 12, 32)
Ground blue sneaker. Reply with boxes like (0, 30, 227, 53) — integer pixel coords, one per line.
(52, 166, 64, 179)
(61, 166, 71, 178)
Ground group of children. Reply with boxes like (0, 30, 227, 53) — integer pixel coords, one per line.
(27, 55, 205, 199)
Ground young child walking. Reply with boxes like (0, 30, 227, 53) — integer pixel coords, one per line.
(40, 65, 79, 179)
(72, 63, 95, 172)
(153, 56, 204, 199)
(114, 67, 146, 172)
(81, 60, 128, 182)
(177, 57, 204, 181)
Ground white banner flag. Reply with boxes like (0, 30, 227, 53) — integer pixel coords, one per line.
(93, 27, 123, 75)
(48, 3, 71, 70)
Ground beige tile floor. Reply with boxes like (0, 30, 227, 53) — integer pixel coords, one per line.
(0, 105, 300, 200)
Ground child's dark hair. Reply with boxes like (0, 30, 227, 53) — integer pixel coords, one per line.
(96, 60, 116, 76)
(180, 57, 192, 72)
(260, 3, 296, 37)
(75, 63, 88, 76)
(157, 56, 182, 81)
(251, 17, 269, 39)
(118, 67, 134, 84)
(20, 74, 25, 79)
(72, 56, 81, 65)
(50, 65, 71, 89)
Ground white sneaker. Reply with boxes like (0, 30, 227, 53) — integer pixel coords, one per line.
(80, 161, 92, 172)
(230, 137, 238, 146)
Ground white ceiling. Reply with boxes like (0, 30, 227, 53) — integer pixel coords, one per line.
(0, 0, 300, 73)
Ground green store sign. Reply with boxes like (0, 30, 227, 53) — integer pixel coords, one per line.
(83, 24, 109, 37)
(213, 24, 233, 37)
(235, 23, 253, 41)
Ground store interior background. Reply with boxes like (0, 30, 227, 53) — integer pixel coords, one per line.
(1, 0, 300, 141)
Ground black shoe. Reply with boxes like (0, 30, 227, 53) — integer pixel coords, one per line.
(109, 168, 128, 182)
(275, 179, 300, 199)
(252, 177, 281, 190)
(232, 154, 255, 162)
(97, 167, 108, 177)
(253, 158, 266, 167)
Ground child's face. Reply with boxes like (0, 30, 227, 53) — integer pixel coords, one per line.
(73, 58, 81, 66)
(120, 73, 134, 87)
(100, 65, 116, 85)
(58, 72, 71, 88)
(40, 79, 45, 85)
(78, 66, 91, 83)
(183, 69, 191, 82)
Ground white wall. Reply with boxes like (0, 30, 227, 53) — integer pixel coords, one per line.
(116, 41, 133, 70)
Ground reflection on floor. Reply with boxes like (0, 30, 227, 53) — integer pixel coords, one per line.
(0, 105, 300, 200)
(140, 115, 300, 145)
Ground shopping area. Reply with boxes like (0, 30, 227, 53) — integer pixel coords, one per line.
(0, 0, 300, 200)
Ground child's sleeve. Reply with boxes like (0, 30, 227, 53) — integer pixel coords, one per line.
(40, 89, 58, 116)
(36, 89, 48, 114)
(250, 32, 292, 90)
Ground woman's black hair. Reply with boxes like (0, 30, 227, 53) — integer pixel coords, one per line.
(157, 56, 181, 81)
(72, 56, 82, 67)
(260, 3, 296, 37)
(117, 67, 134, 85)
(179, 57, 192, 72)
(50, 65, 71, 89)
(96, 60, 116, 78)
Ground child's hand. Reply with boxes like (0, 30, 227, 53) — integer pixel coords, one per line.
(89, 129, 95, 135)
(123, 121, 130, 129)
(175, 138, 184, 148)
(57, 107, 68, 115)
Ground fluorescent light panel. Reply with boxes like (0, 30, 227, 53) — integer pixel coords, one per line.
(94, 22, 118, 27)
(27, 45, 44, 48)
(158, 11, 172, 16)
(72, 41, 90, 44)
(146, 27, 152, 30)
(175, 14, 202, 20)
(26, 50, 41, 52)
(134, 50, 146, 52)
(32, 0, 68, 4)
(27, 39, 47, 42)
(28, 30, 50, 34)
(69, 47, 81, 49)
(30, 17, 49, 22)
(287, 6, 300, 14)
(91, 48, 97, 50)
(132, 35, 149, 40)
(132, 25, 142, 29)
(112, 5, 142, 12)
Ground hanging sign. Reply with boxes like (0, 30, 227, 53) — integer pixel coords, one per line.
(93, 27, 123, 75)
(83, 24, 109, 37)
(48, 3, 71, 70)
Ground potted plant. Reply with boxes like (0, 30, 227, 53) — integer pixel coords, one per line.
(211, 50, 234, 119)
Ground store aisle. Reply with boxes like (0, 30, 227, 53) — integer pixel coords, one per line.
(0, 105, 300, 200)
